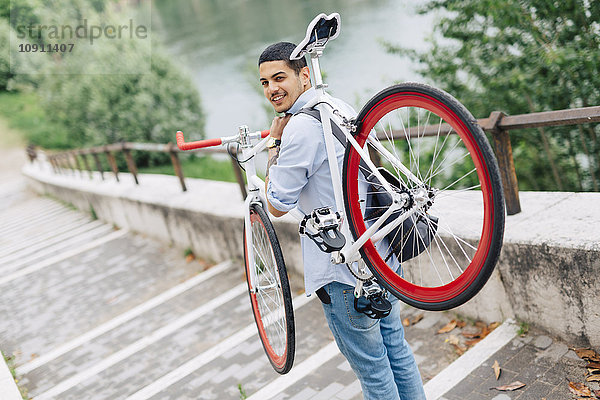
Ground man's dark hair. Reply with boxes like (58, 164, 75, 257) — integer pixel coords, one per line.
(258, 42, 307, 75)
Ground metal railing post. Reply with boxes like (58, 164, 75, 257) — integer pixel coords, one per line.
(168, 143, 187, 192)
(92, 152, 105, 180)
(485, 111, 521, 215)
(73, 152, 85, 176)
(122, 143, 139, 185)
(68, 152, 78, 175)
(81, 152, 93, 179)
(105, 147, 120, 182)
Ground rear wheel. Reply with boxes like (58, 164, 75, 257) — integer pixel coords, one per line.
(244, 203, 295, 374)
(343, 83, 505, 311)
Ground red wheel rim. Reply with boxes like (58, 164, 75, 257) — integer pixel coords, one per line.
(246, 210, 288, 368)
(346, 92, 496, 304)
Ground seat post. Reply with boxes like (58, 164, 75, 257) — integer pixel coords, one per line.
(310, 51, 327, 91)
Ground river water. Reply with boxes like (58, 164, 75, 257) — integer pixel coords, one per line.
(152, 0, 435, 139)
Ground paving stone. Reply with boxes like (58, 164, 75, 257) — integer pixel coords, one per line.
(537, 342, 569, 362)
(312, 382, 345, 400)
(513, 380, 554, 399)
(533, 335, 553, 350)
(412, 312, 442, 329)
(502, 345, 537, 373)
(288, 387, 317, 400)
(443, 373, 481, 398)
(335, 380, 362, 400)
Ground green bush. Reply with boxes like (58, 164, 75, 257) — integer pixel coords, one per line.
(39, 47, 204, 165)
(1, 0, 205, 165)
(0, 18, 10, 90)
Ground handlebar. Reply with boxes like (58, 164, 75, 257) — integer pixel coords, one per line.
(176, 130, 270, 151)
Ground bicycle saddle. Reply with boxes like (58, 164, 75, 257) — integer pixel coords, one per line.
(290, 12, 341, 60)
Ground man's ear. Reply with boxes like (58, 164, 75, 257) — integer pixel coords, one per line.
(301, 66, 311, 87)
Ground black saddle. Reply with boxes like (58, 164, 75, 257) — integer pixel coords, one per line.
(290, 13, 341, 60)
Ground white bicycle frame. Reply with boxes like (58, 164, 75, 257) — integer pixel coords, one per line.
(241, 49, 425, 287)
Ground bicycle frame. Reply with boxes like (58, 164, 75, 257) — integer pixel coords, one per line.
(298, 51, 420, 265)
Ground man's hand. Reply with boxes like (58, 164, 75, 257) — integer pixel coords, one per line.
(269, 114, 291, 140)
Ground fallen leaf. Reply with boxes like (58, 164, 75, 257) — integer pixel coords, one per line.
(462, 330, 481, 339)
(595, 390, 600, 397)
(573, 348, 600, 361)
(479, 325, 491, 339)
(437, 320, 458, 334)
(452, 344, 467, 355)
(492, 360, 501, 380)
(488, 321, 500, 330)
(465, 338, 483, 346)
(568, 381, 592, 397)
(491, 381, 526, 391)
(456, 320, 466, 328)
(185, 253, 195, 263)
(586, 361, 600, 369)
(586, 375, 600, 382)
(587, 367, 600, 375)
(411, 314, 424, 325)
(445, 334, 466, 355)
(402, 318, 410, 327)
(446, 335, 460, 345)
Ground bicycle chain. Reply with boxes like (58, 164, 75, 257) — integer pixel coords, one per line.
(344, 261, 373, 282)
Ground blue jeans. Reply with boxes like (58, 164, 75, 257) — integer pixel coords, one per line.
(319, 281, 426, 400)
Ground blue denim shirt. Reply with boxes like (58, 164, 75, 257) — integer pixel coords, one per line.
(267, 87, 360, 294)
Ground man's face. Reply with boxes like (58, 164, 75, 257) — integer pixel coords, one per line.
(259, 60, 310, 113)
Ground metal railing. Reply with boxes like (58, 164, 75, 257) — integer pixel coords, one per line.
(39, 106, 600, 216)
(44, 141, 249, 199)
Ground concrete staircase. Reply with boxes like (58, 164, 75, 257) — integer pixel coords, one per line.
(0, 181, 463, 399)
(0, 186, 365, 400)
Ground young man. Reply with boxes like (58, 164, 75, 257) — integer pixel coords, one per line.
(259, 42, 426, 400)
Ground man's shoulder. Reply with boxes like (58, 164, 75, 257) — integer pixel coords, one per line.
(284, 111, 323, 138)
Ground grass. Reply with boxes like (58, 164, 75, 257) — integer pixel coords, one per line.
(517, 321, 530, 336)
(90, 204, 98, 220)
(0, 114, 24, 148)
(0, 90, 239, 184)
(138, 154, 242, 183)
(0, 91, 70, 150)
(237, 383, 248, 399)
(2, 352, 30, 400)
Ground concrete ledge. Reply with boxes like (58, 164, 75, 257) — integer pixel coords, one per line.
(22, 162, 600, 347)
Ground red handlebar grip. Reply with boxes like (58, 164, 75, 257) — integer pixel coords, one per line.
(176, 131, 223, 150)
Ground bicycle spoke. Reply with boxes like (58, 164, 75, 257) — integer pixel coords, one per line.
(426, 150, 472, 185)
(441, 168, 478, 192)
(424, 118, 445, 184)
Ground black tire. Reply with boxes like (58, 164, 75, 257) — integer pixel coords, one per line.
(243, 203, 295, 374)
(342, 82, 505, 311)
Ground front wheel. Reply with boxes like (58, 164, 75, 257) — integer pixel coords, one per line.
(343, 83, 505, 311)
(244, 203, 295, 374)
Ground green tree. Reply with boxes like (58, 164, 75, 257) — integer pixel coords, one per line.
(386, 0, 600, 191)
(0, 0, 205, 166)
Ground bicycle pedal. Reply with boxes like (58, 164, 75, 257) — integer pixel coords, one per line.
(354, 288, 392, 320)
(299, 207, 346, 253)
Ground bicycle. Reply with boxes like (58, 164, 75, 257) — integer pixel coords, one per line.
(176, 12, 505, 374)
